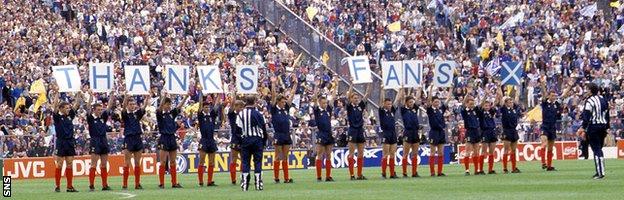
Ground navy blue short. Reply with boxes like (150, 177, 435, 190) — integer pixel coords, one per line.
(56, 139, 76, 157)
(273, 132, 293, 146)
(481, 128, 497, 143)
(348, 127, 366, 143)
(89, 137, 110, 155)
(381, 131, 398, 145)
(123, 135, 144, 152)
(200, 139, 217, 153)
(403, 129, 421, 144)
(502, 129, 519, 142)
(316, 131, 335, 145)
(428, 129, 446, 145)
(465, 128, 482, 144)
(158, 134, 178, 151)
(541, 127, 557, 141)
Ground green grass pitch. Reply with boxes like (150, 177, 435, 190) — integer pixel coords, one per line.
(9, 159, 624, 200)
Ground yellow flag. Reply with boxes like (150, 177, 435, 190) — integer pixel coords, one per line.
(610, 1, 620, 8)
(496, 31, 504, 46)
(387, 21, 401, 32)
(481, 47, 491, 60)
(525, 58, 531, 70)
(184, 102, 200, 115)
(524, 105, 542, 122)
(306, 6, 319, 21)
(321, 51, 330, 65)
(29, 79, 46, 94)
(33, 92, 47, 112)
(14, 96, 25, 113)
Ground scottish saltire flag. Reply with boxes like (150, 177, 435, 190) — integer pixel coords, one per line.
(500, 61, 523, 85)
(481, 56, 501, 76)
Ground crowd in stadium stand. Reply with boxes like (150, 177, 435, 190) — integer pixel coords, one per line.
(1, 0, 624, 158)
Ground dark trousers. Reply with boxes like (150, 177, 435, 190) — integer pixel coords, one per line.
(587, 124, 607, 176)
(241, 136, 264, 174)
(579, 138, 589, 160)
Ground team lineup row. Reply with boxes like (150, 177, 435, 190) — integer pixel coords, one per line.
(49, 80, 608, 192)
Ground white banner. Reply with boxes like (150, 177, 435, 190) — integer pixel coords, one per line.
(165, 65, 190, 94)
(381, 61, 403, 89)
(89, 63, 114, 93)
(52, 65, 81, 92)
(197, 65, 224, 93)
(124, 65, 150, 95)
(402, 60, 423, 88)
(236, 65, 258, 94)
(434, 61, 455, 87)
(347, 56, 372, 84)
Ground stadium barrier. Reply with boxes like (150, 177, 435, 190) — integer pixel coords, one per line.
(457, 141, 578, 163)
(3, 146, 452, 180)
(618, 140, 624, 159)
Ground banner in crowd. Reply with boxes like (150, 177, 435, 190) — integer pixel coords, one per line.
(500, 61, 523, 85)
(347, 56, 373, 84)
(457, 141, 578, 163)
(52, 65, 81, 92)
(196, 65, 224, 93)
(236, 65, 258, 94)
(618, 140, 624, 159)
(124, 65, 151, 95)
(89, 63, 115, 92)
(433, 61, 455, 87)
(165, 65, 190, 94)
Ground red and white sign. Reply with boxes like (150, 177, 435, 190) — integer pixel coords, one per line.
(458, 141, 578, 163)
(617, 140, 624, 159)
(3, 154, 158, 179)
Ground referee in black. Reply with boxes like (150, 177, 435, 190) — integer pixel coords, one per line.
(577, 83, 609, 180)
(236, 95, 269, 191)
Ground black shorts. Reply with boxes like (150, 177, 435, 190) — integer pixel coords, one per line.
(200, 139, 217, 153)
(123, 135, 144, 152)
(158, 134, 178, 151)
(428, 129, 446, 145)
(466, 128, 481, 144)
(348, 127, 366, 143)
(274, 132, 293, 146)
(502, 129, 519, 142)
(381, 131, 398, 145)
(89, 137, 110, 155)
(316, 131, 335, 145)
(541, 127, 557, 141)
(56, 139, 76, 157)
(481, 128, 497, 143)
(403, 129, 421, 144)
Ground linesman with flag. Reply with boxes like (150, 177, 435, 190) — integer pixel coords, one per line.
(577, 83, 609, 180)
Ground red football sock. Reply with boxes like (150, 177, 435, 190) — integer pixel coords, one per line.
(389, 158, 395, 176)
(437, 156, 443, 175)
(488, 154, 494, 172)
(100, 166, 108, 187)
(273, 160, 280, 180)
(429, 156, 435, 175)
(325, 159, 332, 178)
(122, 166, 129, 187)
(159, 166, 165, 185)
(348, 157, 355, 176)
(315, 159, 322, 179)
(381, 157, 388, 175)
(463, 157, 470, 171)
(66, 167, 73, 188)
(540, 149, 545, 165)
(502, 153, 508, 170)
(479, 155, 485, 172)
(207, 165, 214, 183)
(473, 156, 479, 173)
(357, 157, 363, 177)
(547, 151, 553, 168)
(402, 158, 408, 175)
(134, 166, 141, 186)
(411, 156, 418, 175)
(89, 167, 96, 186)
(229, 162, 237, 182)
(282, 160, 290, 180)
(170, 164, 177, 184)
(197, 165, 205, 184)
(54, 168, 61, 188)
(511, 154, 517, 170)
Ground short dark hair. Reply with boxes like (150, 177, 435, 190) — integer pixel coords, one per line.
(588, 83, 599, 95)
(384, 98, 392, 102)
(92, 103, 103, 109)
(277, 95, 287, 101)
(162, 97, 172, 104)
(245, 95, 256, 106)
(59, 102, 71, 108)
(405, 96, 414, 102)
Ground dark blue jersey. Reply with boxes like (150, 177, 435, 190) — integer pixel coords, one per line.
(198, 108, 219, 141)
(156, 108, 180, 135)
(346, 101, 367, 128)
(87, 110, 110, 138)
(477, 107, 497, 130)
(401, 105, 420, 131)
(461, 107, 480, 129)
(426, 104, 447, 130)
(270, 103, 291, 134)
(500, 105, 521, 130)
(378, 106, 397, 133)
(228, 110, 242, 137)
(541, 100, 561, 129)
(313, 106, 333, 133)
(53, 109, 77, 139)
(122, 109, 146, 136)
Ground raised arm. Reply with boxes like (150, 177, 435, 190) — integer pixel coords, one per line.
(393, 88, 403, 106)
(271, 77, 278, 105)
(142, 94, 150, 110)
(379, 83, 386, 106)
(364, 82, 372, 100)
(106, 91, 115, 111)
(73, 92, 83, 110)
(177, 95, 189, 110)
(287, 74, 298, 104)
(122, 93, 129, 112)
(497, 84, 504, 107)
(52, 89, 60, 111)
(197, 91, 204, 115)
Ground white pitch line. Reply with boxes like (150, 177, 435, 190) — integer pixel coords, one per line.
(113, 192, 137, 199)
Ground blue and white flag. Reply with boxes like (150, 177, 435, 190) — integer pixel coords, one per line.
(580, 3, 597, 18)
(499, 12, 525, 30)
(500, 61, 523, 85)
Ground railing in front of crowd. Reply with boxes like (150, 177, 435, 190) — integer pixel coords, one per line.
(3, 118, 621, 159)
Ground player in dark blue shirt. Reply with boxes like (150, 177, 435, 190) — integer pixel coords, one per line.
(196, 92, 221, 187)
(539, 78, 570, 171)
(270, 74, 298, 183)
(346, 82, 371, 180)
(52, 89, 83, 193)
(156, 94, 189, 189)
(400, 89, 422, 178)
(425, 86, 452, 177)
(378, 87, 401, 179)
(86, 90, 115, 191)
(312, 79, 339, 182)
(460, 95, 482, 176)
(228, 98, 245, 185)
(498, 86, 523, 174)
(121, 93, 150, 190)
(478, 89, 499, 174)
